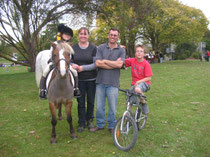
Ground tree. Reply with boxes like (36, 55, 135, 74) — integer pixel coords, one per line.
(39, 23, 59, 50)
(0, 0, 101, 71)
(203, 29, 210, 51)
(140, 0, 208, 53)
(92, 0, 153, 57)
(0, 40, 12, 58)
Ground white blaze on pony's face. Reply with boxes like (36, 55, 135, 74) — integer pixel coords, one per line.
(59, 49, 66, 77)
(51, 42, 73, 78)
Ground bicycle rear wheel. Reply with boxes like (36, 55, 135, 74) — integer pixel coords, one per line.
(135, 107, 147, 130)
(113, 115, 138, 151)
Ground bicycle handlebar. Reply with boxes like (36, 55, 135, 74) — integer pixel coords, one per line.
(119, 88, 146, 99)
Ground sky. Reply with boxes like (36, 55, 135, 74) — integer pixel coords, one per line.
(179, 0, 210, 28)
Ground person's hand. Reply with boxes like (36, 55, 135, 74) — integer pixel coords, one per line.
(120, 45, 126, 49)
(77, 66, 83, 72)
(72, 64, 79, 70)
(116, 57, 122, 63)
(134, 81, 139, 88)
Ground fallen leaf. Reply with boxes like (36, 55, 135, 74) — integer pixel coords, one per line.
(29, 131, 35, 134)
(162, 144, 169, 148)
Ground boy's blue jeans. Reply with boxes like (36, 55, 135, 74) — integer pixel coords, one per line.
(95, 83, 118, 129)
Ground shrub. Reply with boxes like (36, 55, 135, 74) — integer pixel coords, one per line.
(191, 51, 201, 59)
(176, 50, 189, 60)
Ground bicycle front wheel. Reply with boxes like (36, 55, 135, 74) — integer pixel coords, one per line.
(113, 115, 138, 151)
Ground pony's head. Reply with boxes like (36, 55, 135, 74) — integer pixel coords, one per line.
(51, 42, 74, 78)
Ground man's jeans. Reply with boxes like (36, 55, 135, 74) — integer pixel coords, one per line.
(96, 84, 118, 129)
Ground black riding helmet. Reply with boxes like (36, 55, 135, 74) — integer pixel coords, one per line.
(58, 24, 65, 32)
(60, 26, 73, 37)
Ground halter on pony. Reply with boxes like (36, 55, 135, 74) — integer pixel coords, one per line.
(50, 42, 74, 78)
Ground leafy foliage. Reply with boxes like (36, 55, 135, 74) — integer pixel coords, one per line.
(0, 41, 11, 56)
(175, 42, 197, 59)
(141, 0, 208, 53)
(0, 0, 102, 71)
(92, 0, 153, 57)
(202, 29, 210, 51)
(0, 0, 209, 69)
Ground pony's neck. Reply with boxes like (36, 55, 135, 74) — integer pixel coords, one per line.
(54, 73, 70, 88)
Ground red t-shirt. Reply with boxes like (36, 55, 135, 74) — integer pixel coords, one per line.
(207, 51, 210, 56)
(125, 58, 153, 86)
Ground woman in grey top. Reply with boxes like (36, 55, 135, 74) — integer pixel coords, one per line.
(72, 27, 97, 132)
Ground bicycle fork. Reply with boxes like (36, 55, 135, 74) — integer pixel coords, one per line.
(120, 103, 132, 134)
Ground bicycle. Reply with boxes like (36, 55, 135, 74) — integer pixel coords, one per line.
(112, 89, 147, 151)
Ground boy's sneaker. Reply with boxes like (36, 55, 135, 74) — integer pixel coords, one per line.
(142, 103, 149, 115)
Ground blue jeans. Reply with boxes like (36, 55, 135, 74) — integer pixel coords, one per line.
(95, 84, 119, 129)
(77, 80, 96, 127)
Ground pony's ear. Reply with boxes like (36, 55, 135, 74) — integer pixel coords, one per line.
(67, 42, 73, 47)
(66, 42, 74, 55)
(51, 42, 57, 49)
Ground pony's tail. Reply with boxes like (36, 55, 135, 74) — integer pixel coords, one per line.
(35, 53, 43, 88)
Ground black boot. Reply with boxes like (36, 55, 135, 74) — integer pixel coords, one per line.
(74, 76, 81, 98)
(39, 76, 47, 99)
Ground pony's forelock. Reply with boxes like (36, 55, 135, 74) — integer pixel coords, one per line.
(57, 42, 74, 55)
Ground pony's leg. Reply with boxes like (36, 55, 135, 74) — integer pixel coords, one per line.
(65, 100, 77, 139)
(49, 102, 57, 144)
(58, 103, 63, 120)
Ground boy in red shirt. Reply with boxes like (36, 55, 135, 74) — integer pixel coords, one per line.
(125, 45, 153, 115)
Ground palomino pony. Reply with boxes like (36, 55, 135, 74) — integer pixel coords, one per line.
(35, 42, 77, 143)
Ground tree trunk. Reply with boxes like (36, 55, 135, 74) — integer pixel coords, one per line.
(27, 40, 36, 72)
(29, 54, 36, 72)
(127, 30, 136, 57)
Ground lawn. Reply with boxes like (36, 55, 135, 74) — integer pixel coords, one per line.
(0, 60, 209, 157)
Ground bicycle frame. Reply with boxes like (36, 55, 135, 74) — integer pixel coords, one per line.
(136, 107, 146, 123)
(119, 89, 146, 133)
(120, 102, 132, 134)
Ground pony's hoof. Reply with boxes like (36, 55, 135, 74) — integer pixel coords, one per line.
(50, 138, 57, 144)
(58, 117, 63, 120)
(71, 133, 77, 139)
(72, 136, 77, 139)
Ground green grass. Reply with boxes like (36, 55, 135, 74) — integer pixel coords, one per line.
(0, 58, 13, 64)
(0, 60, 209, 157)
(0, 66, 29, 75)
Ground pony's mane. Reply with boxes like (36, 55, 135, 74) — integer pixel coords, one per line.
(57, 42, 74, 55)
